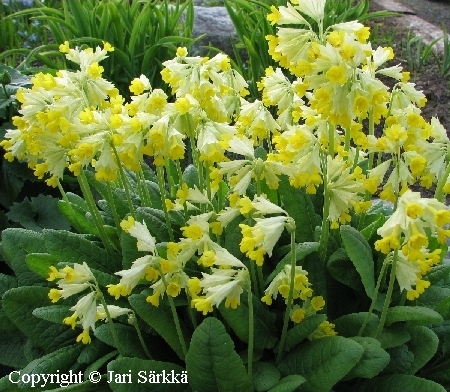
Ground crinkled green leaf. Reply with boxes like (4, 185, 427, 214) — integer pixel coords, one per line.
(279, 177, 321, 243)
(327, 248, 365, 293)
(0, 329, 28, 368)
(354, 374, 446, 392)
(26, 253, 58, 279)
(334, 312, 379, 338)
(128, 293, 188, 360)
(406, 326, 439, 374)
(18, 344, 83, 389)
(252, 361, 280, 392)
(2, 228, 47, 286)
(6, 195, 71, 231)
(3, 286, 77, 351)
(278, 336, 364, 392)
(386, 344, 414, 373)
(77, 338, 111, 365)
(378, 325, 411, 349)
(108, 357, 187, 391)
(418, 286, 450, 310)
(385, 306, 443, 326)
(58, 199, 99, 235)
(340, 225, 375, 298)
(285, 314, 327, 352)
(425, 264, 450, 284)
(182, 164, 199, 188)
(219, 293, 277, 349)
(0, 272, 17, 296)
(32, 305, 71, 324)
(267, 375, 305, 392)
(345, 337, 390, 379)
(185, 317, 253, 392)
(42, 229, 120, 273)
(120, 230, 142, 270)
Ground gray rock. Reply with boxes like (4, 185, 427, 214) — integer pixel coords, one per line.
(192, 6, 237, 57)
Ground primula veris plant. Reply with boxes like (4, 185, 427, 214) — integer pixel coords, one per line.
(1, 1, 450, 391)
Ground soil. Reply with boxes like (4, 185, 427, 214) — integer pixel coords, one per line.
(369, 1, 450, 134)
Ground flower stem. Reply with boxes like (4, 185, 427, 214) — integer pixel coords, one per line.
(129, 311, 152, 359)
(78, 171, 115, 253)
(96, 287, 124, 356)
(435, 157, 450, 202)
(376, 248, 399, 338)
(358, 259, 388, 336)
(111, 144, 136, 219)
(319, 154, 330, 263)
(158, 268, 187, 358)
(247, 288, 254, 382)
(138, 167, 153, 207)
(106, 182, 121, 231)
(276, 231, 296, 364)
(156, 165, 175, 241)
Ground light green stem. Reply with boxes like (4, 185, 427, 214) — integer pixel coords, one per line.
(138, 168, 153, 207)
(78, 171, 115, 253)
(106, 182, 121, 232)
(328, 122, 335, 157)
(156, 165, 175, 241)
(319, 154, 330, 263)
(276, 231, 296, 364)
(358, 260, 388, 336)
(247, 288, 254, 382)
(435, 157, 450, 202)
(129, 312, 152, 359)
(376, 248, 399, 338)
(158, 267, 187, 357)
(111, 144, 136, 219)
(96, 286, 124, 356)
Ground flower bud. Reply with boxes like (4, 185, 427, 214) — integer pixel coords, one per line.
(0, 70, 12, 86)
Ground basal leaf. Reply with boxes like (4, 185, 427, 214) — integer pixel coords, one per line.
(278, 336, 364, 392)
(0, 329, 28, 368)
(327, 248, 365, 293)
(267, 375, 305, 392)
(340, 225, 375, 298)
(354, 374, 446, 392)
(406, 326, 439, 374)
(219, 293, 277, 349)
(3, 286, 77, 352)
(17, 344, 83, 389)
(32, 305, 70, 324)
(285, 314, 327, 352)
(58, 199, 99, 235)
(107, 357, 187, 391)
(385, 306, 443, 326)
(333, 312, 379, 338)
(26, 253, 58, 279)
(77, 338, 111, 365)
(185, 317, 253, 392)
(377, 324, 411, 349)
(128, 294, 189, 360)
(279, 176, 321, 243)
(136, 207, 170, 242)
(42, 229, 119, 273)
(345, 337, 390, 379)
(252, 361, 280, 392)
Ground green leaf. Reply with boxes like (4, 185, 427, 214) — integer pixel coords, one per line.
(385, 306, 443, 326)
(340, 225, 375, 298)
(344, 337, 390, 379)
(128, 294, 189, 360)
(354, 374, 446, 392)
(85, 350, 118, 378)
(120, 230, 142, 269)
(406, 326, 439, 374)
(32, 305, 70, 324)
(360, 214, 384, 241)
(185, 317, 253, 392)
(333, 312, 379, 338)
(77, 338, 111, 364)
(18, 344, 83, 389)
(107, 357, 187, 391)
(0, 273, 17, 297)
(279, 177, 321, 242)
(436, 295, 450, 319)
(2, 228, 47, 286)
(26, 253, 58, 279)
(252, 361, 280, 392)
(386, 344, 414, 373)
(377, 324, 411, 349)
(278, 336, 364, 392)
(285, 314, 327, 352)
(426, 264, 450, 284)
(327, 248, 365, 293)
(418, 286, 450, 310)
(219, 293, 277, 349)
(0, 329, 28, 368)
(94, 323, 148, 359)
(267, 375, 305, 392)
(182, 164, 199, 188)
(6, 195, 71, 231)
(42, 229, 119, 273)
(3, 286, 77, 351)
(58, 199, 99, 235)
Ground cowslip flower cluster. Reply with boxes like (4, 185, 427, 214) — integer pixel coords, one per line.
(47, 262, 130, 344)
(375, 191, 450, 300)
